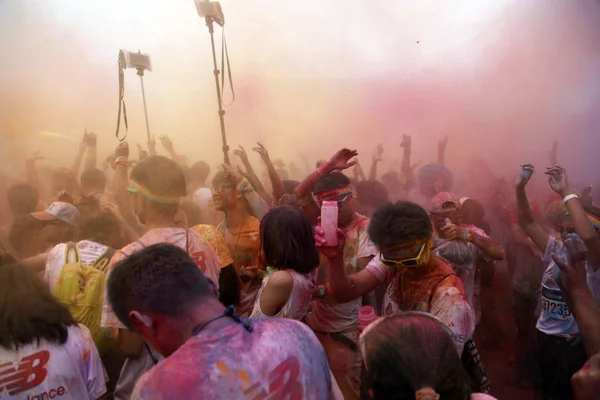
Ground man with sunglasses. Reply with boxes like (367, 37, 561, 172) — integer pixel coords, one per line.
(316, 201, 475, 355)
(305, 171, 378, 400)
(429, 192, 506, 321)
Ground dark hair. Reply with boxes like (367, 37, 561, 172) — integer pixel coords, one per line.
(7, 183, 39, 215)
(76, 195, 102, 218)
(282, 180, 300, 195)
(356, 180, 389, 209)
(0, 263, 76, 350)
(80, 168, 106, 191)
(362, 312, 471, 400)
(189, 161, 211, 185)
(79, 211, 124, 248)
(211, 171, 234, 188)
(131, 156, 187, 218)
(314, 172, 351, 195)
(260, 206, 319, 274)
(107, 244, 214, 328)
(9, 215, 44, 255)
(369, 202, 432, 249)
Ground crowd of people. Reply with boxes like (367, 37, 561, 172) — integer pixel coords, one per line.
(0, 132, 599, 400)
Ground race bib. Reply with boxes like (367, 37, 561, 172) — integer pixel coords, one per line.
(541, 286, 572, 320)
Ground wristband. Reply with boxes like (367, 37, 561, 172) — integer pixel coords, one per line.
(463, 228, 473, 243)
(563, 193, 579, 204)
(236, 178, 254, 195)
(114, 156, 129, 167)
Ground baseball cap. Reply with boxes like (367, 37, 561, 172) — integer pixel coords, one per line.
(430, 192, 461, 213)
(31, 201, 81, 226)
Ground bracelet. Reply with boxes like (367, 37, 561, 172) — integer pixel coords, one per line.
(463, 228, 473, 243)
(114, 156, 129, 167)
(563, 193, 579, 204)
(236, 178, 254, 194)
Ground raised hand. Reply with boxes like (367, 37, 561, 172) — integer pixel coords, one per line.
(572, 354, 600, 400)
(373, 144, 384, 162)
(314, 225, 346, 259)
(160, 135, 175, 154)
(115, 141, 130, 158)
(26, 151, 45, 164)
(438, 136, 449, 152)
(233, 145, 250, 165)
(327, 148, 358, 171)
(440, 224, 465, 241)
(545, 165, 569, 196)
(516, 164, 534, 188)
(148, 135, 157, 155)
(252, 142, 270, 162)
(85, 131, 97, 146)
(401, 134, 412, 149)
(221, 162, 243, 184)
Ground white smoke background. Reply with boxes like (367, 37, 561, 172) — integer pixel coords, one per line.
(1, 0, 600, 198)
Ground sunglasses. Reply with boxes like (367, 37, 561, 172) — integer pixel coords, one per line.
(317, 193, 353, 209)
(380, 241, 428, 268)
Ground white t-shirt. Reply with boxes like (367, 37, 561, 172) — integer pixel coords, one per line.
(250, 269, 317, 321)
(101, 227, 221, 330)
(130, 318, 343, 400)
(306, 215, 377, 333)
(0, 324, 106, 400)
(536, 235, 600, 336)
(44, 240, 111, 292)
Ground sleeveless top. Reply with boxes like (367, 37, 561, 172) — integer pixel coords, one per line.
(250, 269, 317, 321)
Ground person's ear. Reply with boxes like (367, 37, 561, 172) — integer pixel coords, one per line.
(129, 311, 154, 336)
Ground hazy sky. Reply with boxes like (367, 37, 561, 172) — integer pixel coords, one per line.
(1, 0, 600, 189)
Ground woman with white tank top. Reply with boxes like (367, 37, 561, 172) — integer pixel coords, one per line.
(250, 206, 319, 321)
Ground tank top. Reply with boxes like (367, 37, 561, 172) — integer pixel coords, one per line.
(250, 269, 316, 320)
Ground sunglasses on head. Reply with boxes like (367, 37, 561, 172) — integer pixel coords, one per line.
(380, 241, 428, 268)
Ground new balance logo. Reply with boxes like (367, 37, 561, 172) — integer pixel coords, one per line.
(0, 350, 50, 396)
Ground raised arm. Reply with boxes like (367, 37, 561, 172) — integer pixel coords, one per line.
(235, 145, 273, 205)
(437, 136, 448, 166)
(295, 148, 358, 200)
(546, 165, 600, 272)
(159, 135, 184, 165)
(84, 131, 98, 171)
(315, 227, 381, 303)
(516, 164, 550, 252)
(221, 163, 270, 220)
(252, 143, 285, 203)
(553, 243, 600, 356)
(368, 144, 383, 181)
(71, 133, 88, 178)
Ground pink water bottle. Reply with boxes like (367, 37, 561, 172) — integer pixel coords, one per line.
(321, 200, 338, 247)
(358, 306, 377, 330)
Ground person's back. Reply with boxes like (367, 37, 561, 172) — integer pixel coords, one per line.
(251, 269, 316, 320)
(131, 318, 339, 399)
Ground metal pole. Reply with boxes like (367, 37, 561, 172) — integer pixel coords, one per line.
(137, 70, 151, 144)
(206, 17, 230, 164)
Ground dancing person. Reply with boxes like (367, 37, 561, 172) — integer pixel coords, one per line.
(0, 263, 107, 399)
(106, 244, 343, 400)
(305, 171, 378, 400)
(250, 206, 319, 320)
(516, 164, 600, 400)
(101, 155, 221, 400)
(359, 312, 496, 400)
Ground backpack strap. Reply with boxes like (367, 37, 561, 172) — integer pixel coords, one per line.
(427, 273, 457, 311)
(91, 247, 116, 273)
(64, 242, 81, 264)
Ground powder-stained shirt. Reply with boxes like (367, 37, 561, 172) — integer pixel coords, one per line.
(306, 215, 377, 333)
(536, 235, 600, 336)
(130, 318, 343, 400)
(366, 257, 475, 354)
(101, 227, 221, 330)
(217, 216, 261, 270)
(0, 324, 106, 399)
(192, 224, 234, 268)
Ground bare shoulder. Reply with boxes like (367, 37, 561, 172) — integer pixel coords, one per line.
(267, 270, 294, 290)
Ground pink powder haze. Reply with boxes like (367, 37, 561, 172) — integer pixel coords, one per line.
(1, 0, 600, 190)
